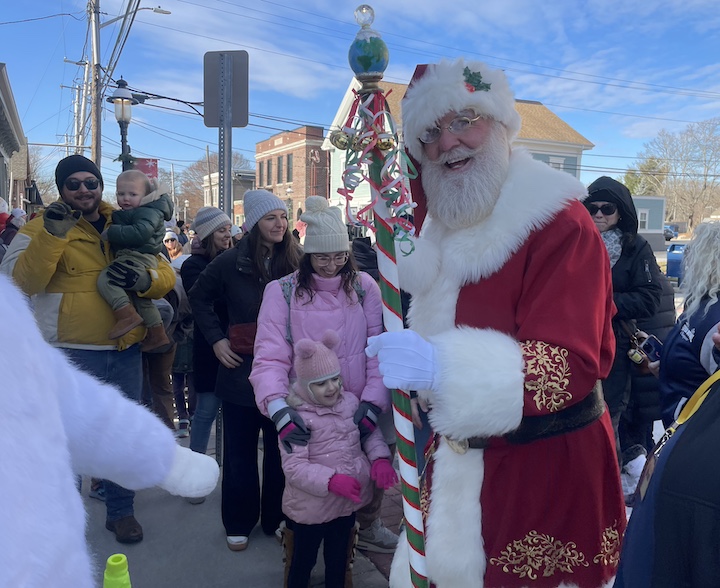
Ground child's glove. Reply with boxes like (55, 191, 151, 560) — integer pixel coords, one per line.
(106, 259, 151, 292)
(353, 401, 381, 442)
(370, 458, 398, 490)
(365, 330, 440, 392)
(158, 445, 219, 498)
(43, 201, 81, 238)
(328, 473, 362, 503)
(271, 405, 310, 454)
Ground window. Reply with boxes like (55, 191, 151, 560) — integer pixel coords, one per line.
(548, 156, 564, 171)
(258, 161, 264, 186)
(267, 160, 273, 186)
(638, 209, 649, 230)
(277, 156, 283, 184)
(286, 154, 293, 182)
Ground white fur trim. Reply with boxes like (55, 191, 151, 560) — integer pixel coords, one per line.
(389, 531, 414, 588)
(396, 234, 440, 296)
(426, 327, 524, 439)
(402, 58, 522, 161)
(426, 439, 486, 586)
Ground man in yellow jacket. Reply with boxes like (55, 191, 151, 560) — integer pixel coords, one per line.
(0, 154, 176, 544)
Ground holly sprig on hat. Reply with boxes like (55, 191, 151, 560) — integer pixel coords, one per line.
(463, 67, 491, 93)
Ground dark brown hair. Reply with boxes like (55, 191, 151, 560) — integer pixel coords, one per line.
(295, 252, 358, 303)
(246, 224, 302, 283)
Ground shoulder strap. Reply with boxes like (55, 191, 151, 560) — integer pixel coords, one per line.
(676, 368, 720, 426)
(278, 274, 296, 345)
(352, 277, 366, 305)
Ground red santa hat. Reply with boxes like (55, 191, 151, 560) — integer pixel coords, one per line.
(402, 58, 521, 162)
(401, 58, 521, 230)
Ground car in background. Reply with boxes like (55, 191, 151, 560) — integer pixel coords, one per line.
(666, 241, 688, 285)
(663, 227, 676, 241)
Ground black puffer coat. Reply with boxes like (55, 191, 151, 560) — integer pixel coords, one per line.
(188, 238, 267, 406)
(587, 177, 663, 416)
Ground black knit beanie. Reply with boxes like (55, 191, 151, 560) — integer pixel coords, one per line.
(55, 155, 104, 193)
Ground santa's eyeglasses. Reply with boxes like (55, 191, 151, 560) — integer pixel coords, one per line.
(64, 178, 100, 191)
(419, 114, 484, 144)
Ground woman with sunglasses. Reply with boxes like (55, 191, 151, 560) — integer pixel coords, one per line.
(585, 177, 663, 478)
(189, 191, 301, 552)
(251, 196, 394, 565)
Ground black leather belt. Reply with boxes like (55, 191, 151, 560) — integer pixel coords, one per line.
(465, 382, 605, 449)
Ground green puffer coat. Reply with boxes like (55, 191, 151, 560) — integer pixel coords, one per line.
(107, 190, 174, 255)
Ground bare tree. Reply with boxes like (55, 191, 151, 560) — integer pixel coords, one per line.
(631, 118, 720, 230)
(179, 151, 252, 221)
(28, 146, 59, 205)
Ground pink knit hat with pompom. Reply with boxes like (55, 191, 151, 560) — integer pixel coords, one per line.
(293, 330, 341, 388)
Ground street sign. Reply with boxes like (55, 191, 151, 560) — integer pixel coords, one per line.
(203, 51, 248, 128)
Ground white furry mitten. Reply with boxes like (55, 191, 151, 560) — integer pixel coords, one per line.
(158, 445, 219, 498)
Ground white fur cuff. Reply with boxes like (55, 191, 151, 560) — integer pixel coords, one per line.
(428, 327, 524, 439)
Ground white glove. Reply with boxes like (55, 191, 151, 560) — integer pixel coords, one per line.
(159, 445, 220, 498)
(365, 330, 440, 392)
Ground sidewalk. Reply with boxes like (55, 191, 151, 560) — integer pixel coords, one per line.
(83, 427, 395, 587)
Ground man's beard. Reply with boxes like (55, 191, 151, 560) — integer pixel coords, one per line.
(420, 125, 510, 230)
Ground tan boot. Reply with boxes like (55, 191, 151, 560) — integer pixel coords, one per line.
(108, 304, 144, 339)
(345, 522, 360, 588)
(140, 324, 170, 352)
(280, 521, 293, 588)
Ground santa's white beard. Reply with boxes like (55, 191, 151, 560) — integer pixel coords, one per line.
(421, 126, 510, 230)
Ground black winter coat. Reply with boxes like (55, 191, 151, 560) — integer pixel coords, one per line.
(180, 252, 228, 395)
(188, 238, 267, 406)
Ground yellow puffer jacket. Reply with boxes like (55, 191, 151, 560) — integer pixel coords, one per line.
(4, 200, 175, 350)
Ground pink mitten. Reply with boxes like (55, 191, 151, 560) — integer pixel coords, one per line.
(370, 459, 398, 490)
(328, 473, 362, 503)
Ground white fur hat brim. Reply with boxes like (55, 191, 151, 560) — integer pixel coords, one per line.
(402, 58, 521, 161)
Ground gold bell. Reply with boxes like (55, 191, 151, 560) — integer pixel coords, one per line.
(329, 131, 350, 150)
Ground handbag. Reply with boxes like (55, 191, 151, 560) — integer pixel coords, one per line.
(228, 322, 257, 355)
(621, 320, 652, 375)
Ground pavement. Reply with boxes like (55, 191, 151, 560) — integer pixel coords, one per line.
(84, 425, 400, 587)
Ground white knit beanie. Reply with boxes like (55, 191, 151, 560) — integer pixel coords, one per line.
(402, 58, 521, 161)
(193, 207, 231, 241)
(300, 196, 349, 254)
(243, 190, 288, 233)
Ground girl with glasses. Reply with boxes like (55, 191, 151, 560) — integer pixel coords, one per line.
(251, 196, 396, 573)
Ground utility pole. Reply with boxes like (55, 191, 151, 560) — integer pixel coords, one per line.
(89, 0, 102, 165)
(206, 145, 214, 207)
(170, 163, 177, 213)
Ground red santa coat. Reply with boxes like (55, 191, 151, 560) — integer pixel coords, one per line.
(390, 150, 625, 588)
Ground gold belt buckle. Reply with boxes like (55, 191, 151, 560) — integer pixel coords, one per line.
(443, 436, 469, 454)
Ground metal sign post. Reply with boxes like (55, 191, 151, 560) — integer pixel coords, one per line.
(203, 50, 249, 218)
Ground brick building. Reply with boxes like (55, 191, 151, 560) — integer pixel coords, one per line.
(254, 126, 328, 230)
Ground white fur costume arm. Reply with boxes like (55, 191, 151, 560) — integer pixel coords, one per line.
(426, 326, 525, 439)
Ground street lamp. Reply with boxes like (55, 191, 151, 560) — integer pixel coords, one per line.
(107, 78, 138, 171)
(100, 6, 171, 29)
(184, 200, 190, 222)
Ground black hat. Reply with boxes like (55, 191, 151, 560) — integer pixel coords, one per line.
(55, 155, 104, 193)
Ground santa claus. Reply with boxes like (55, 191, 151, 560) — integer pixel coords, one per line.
(366, 58, 625, 587)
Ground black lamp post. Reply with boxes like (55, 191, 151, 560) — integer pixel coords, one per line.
(107, 78, 139, 171)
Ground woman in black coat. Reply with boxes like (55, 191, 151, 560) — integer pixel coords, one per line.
(585, 177, 663, 467)
(189, 191, 301, 552)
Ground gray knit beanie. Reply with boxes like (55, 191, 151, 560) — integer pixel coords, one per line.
(193, 207, 231, 241)
(300, 196, 349, 253)
(243, 190, 288, 232)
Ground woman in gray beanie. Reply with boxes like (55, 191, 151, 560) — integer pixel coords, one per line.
(251, 196, 397, 563)
(188, 190, 301, 550)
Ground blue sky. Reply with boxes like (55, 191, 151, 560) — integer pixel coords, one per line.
(3, 0, 720, 194)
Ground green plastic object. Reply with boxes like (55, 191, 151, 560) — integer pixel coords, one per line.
(103, 553, 132, 588)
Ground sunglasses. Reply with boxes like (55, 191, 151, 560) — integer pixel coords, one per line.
(64, 178, 100, 191)
(164, 238, 177, 243)
(586, 203, 617, 216)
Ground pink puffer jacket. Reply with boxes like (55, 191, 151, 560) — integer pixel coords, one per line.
(251, 271, 389, 415)
(280, 389, 391, 524)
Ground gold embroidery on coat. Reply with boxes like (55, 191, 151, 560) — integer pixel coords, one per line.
(521, 341, 572, 412)
(489, 530, 589, 580)
(593, 521, 621, 567)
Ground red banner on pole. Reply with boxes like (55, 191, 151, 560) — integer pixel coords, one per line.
(133, 158, 158, 180)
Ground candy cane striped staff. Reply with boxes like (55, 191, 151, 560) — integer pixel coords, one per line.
(329, 5, 428, 587)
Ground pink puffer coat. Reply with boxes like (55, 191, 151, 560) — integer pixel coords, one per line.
(280, 388, 391, 524)
(251, 271, 389, 415)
